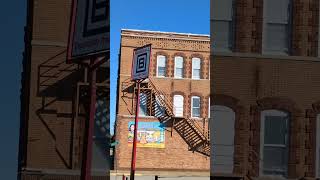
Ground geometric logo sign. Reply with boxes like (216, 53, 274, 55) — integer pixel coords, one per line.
(67, 0, 110, 62)
(131, 44, 152, 80)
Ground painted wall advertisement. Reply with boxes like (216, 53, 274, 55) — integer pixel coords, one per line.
(128, 121, 165, 148)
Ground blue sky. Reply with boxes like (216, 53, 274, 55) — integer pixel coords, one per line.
(110, 0, 210, 134)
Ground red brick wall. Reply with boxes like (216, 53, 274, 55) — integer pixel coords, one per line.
(115, 30, 210, 171)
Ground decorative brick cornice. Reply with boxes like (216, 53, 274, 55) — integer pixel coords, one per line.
(171, 91, 185, 97)
(121, 36, 210, 52)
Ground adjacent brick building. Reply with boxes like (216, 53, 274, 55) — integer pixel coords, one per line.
(114, 29, 210, 174)
(18, 0, 109, 179)
(211, 0, 320, 179)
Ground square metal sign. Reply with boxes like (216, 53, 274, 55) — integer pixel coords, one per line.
(131, 44, 152, 80)
(67, 0, 109, 63)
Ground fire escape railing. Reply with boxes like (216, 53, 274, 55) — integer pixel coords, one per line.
(121, 77, 210, 156)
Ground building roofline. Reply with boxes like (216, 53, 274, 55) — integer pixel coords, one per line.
(121, 28, 210, 37)
(121, 29, 210, 42)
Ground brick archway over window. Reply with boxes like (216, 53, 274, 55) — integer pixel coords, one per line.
(211, 94, 246, 174)
(250, 97, 302, 178)
(211, 94, 239, 111)
(305, 101, 320, 177)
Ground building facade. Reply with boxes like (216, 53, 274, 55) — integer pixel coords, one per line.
(18, 0, 110, 179)
(115, 29, 210, 174)
(211, 0, 320, 179)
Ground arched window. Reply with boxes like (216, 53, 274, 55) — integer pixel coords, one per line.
(316, 114, 320, 177)
(191, 96, 201, 118)
(173, 95, 184, 117)
(260, 110, 289, 177)
(210, 105, 235, 174)
(174, 56, 184, 78)
(156, 55, 166, 77)
(139, 93, 148, 116)
(192, 57, 201, 79)
(208, 97, 210, 118)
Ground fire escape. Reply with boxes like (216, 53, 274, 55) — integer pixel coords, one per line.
(121, 77, 210, 157)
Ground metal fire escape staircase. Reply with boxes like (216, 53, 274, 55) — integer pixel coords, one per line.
(121, 78, 210, 156)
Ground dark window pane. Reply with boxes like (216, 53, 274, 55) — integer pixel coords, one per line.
(264, 115, 287, 145)
(263, 146, 288, 175)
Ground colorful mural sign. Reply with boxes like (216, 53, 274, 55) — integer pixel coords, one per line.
(128, 121, 165, 148)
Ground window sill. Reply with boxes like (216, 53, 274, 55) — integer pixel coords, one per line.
(190, 117, 202, 120)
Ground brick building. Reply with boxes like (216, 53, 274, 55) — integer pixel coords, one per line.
(114, 29, 210, 174)
(211, 0, 320, 179)
(18, 0, 109, 179)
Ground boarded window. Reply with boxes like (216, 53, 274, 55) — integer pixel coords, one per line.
(173, 95, 184, 117)
(210, 105, 235, 174)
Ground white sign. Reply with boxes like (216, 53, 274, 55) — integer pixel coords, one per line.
(131, 44, 152, 80)
(67, 0, 109, 62)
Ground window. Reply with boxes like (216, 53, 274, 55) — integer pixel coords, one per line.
(208, 98, 210, 118)
(263, 0, 292, 54)
(192, 58, 201, 79)
(191, 96, 201, 118)
(211, 0, 235, 51)
(173, 95, 183, 117)
(139, 93, 148, 116)
(210, 105, 235, 174)
(154, 95, 165, 117)
(260, 110, 289, 177)
(174, 56, 184, 78)
(156, 55, 166, 77)
(208, 63, 210, 80)
(316, 114, 320, 177)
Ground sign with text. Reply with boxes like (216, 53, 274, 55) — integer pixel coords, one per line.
(131, 44, 151, 80)
(67, 0, 109, 62)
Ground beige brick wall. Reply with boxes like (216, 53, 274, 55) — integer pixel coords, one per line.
(21, 0, 109, 177)
(212, 54, 320, 178)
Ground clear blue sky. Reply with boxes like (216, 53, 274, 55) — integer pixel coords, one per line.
(0, 0, 26, 177)
(110, 0, 210, 135)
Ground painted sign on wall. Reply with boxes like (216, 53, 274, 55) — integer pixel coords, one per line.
(128, 121, 165, 148)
